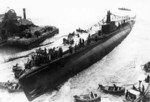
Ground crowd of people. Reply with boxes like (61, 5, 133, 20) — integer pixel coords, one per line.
(24, 34, 92, 70)
(24, 47, 63, 69)
(12, 31, 102, 79)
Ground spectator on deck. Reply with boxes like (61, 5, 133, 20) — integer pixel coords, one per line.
(90, 92, 94, 98)
(59, 47, 63, 57)
(142, 85, 145, 93)
(125, 90, 129, 98)
(82, 39, 85, 47)
(69, 46, 73, 54)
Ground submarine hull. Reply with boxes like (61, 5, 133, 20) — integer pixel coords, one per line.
(19, 21, 135, 101)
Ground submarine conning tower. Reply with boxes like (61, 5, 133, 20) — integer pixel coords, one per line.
(23, 8, 26, 19)
(106, 10, 111, 23)
(102, 10, 117, 34)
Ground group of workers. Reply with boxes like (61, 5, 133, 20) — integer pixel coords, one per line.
(24, 34, 91, 70)
(24, 47, 63, 69)
(12, 32, 101, 78)
(28, 31, 101, 67)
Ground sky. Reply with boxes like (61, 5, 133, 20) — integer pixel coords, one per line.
(0, 0, 149, 34)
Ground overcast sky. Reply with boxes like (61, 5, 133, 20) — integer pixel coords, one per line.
(0, 0, 149, 34)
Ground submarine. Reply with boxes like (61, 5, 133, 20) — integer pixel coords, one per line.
(19, 10, 136, 101)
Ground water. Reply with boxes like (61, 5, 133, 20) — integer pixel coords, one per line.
(0, 0, 150, 102)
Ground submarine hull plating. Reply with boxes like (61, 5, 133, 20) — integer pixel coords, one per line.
(19, 21, 135, 101)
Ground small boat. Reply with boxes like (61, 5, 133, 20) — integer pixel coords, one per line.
(74, 92, 101, 102)
(118, 8, 131, 11)
(76, 28, 88, 33)
(0, 81, 22, 92)
(7, 83, 22, 92)
(0, 82, 8, 89)
(123, 89, 142, 102)
(98, 84, 125, 95)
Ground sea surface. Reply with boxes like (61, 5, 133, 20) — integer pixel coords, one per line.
(0, 0, 150, 102)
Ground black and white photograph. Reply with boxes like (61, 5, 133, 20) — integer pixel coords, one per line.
(0, 0, 149, 102)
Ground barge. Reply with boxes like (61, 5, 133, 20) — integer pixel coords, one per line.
(0, 8, 59, 49)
